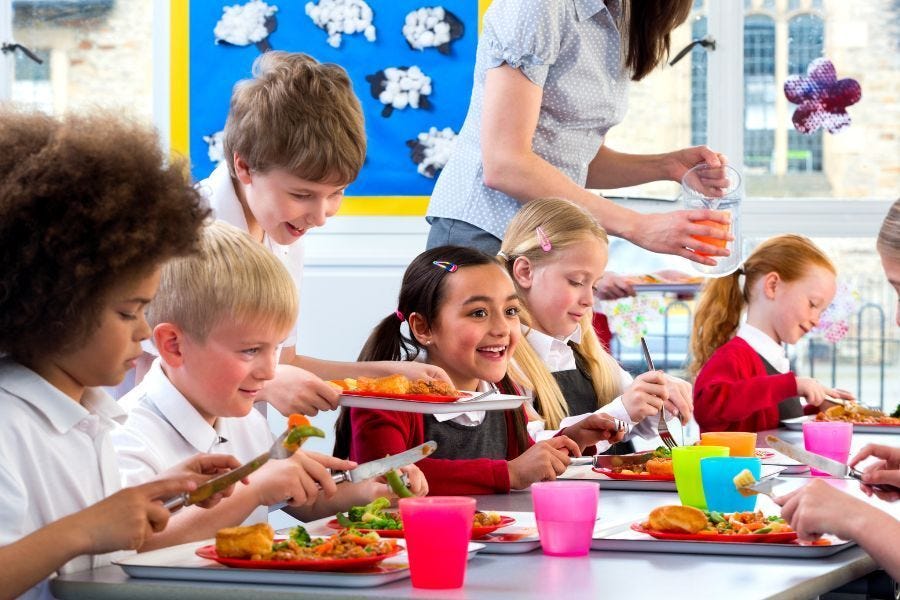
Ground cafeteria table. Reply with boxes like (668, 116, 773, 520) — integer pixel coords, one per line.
(51, 427, 899, 600)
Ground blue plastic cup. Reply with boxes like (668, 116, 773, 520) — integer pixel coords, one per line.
(700, 456, 762, 513)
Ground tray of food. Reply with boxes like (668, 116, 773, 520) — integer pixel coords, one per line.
(326, 497, 515, 540)
(591, 506, 855, 558)
(334, 375, 526, 414)
(624, 271, 705, 294)
(782, 403, 900, 432)
(115, 523, 484, 587)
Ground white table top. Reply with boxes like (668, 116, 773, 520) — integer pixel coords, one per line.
(51, 427, 899, 600)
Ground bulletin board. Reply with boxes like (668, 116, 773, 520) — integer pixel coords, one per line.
(170, 1, 491, 215)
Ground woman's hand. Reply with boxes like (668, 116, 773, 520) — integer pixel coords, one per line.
(661, 145, 728, 185)
(507, 436, 579, 489)
(627, 210, 732, 266)
(261, 364, 341, 417)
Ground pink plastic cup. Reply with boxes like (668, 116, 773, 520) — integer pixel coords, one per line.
(399, 496, 476, 589)
(531, 481, 599, 556)
(802, 421, 853, 476)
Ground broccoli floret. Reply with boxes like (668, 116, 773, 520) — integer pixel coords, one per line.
(289, 526, 311, 547)
(347, 506, 367, 522)
(360, 497, 391, 523)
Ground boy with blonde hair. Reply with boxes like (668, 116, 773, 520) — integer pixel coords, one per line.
(116, 222, 426, 543)
(191, 51, 450, 417)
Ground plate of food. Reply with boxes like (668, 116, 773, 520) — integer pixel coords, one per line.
(198, 523, 403, 572)
(328, 497, 515, 539)
(783, 404, 900, 433)
(592, 447, 674, 481)
(624, 271, 704, 293)
(334, 374, 527, 414)
(631, 505, 798, 544)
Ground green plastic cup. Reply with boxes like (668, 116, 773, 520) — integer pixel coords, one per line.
(672, 445, 729, 509)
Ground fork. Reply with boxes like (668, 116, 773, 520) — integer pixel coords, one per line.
(640, 336, 677, 449)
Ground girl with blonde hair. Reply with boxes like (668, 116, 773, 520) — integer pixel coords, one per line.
(499, 198, 693, 451)
(691, 234, 854, 432)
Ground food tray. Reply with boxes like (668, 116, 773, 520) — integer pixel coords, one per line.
(339, 391, 527, 414)
(561, 464, 786, 491)
(781, 415, 900, 434)
(590, 521, 855, 558)
(114, 539, 484, 587)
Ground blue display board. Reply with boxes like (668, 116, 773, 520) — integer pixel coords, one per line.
(187, 1, 479, 204)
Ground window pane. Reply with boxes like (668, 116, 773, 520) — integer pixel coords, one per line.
(744, 15, 776, 174)
(10, 0, 154, 122)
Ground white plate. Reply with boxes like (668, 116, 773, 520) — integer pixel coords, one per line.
(338, 392, 527, 414)
(560, 464, 787, 491)
(114, 539, 484, 587)
(781, 415, 900, 434)
(590, 520, 855, 558)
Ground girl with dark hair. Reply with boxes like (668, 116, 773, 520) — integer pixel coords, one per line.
(334, 246, 624, 495)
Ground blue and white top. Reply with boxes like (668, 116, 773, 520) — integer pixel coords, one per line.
(426, 0, 630, 239)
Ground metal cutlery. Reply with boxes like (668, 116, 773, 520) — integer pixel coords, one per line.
(641, 336, 677, 449)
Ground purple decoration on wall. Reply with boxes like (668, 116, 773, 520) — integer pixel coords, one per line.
(784, 58, 861, 134)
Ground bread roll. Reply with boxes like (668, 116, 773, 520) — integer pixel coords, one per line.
(647, 505, 708, 534)
(215, 523, 274, 558)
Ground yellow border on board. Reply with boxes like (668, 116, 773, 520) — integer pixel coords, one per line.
(169, 0, 492, 216)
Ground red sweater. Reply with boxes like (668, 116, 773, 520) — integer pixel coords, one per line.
(348, 405, 533, 495)
(694, 336, 803, 432)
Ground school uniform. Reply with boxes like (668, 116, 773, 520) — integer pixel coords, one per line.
(524, 325, 662, 453)
(348, 379, 534, 495)
(694, 323, 814, 432)
(0, 358, 128, 600)
(198, 163, 305, 347)
(113, 358, 273, 525)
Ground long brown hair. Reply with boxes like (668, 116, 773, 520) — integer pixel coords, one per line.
(499, 198, 623, 429)
(622, 0, 694, 81)
(688, 234, 835, 377)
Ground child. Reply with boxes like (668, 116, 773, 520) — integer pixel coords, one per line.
(690, 234, 854, 432)
(192, 51, 448, 417)
(334, 246, 625, 495)
(498, 198, 693, 451)
(115, 222, 427, 546)
(0, 109, 235, 599)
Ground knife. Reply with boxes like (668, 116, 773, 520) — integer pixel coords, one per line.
(766, 435, 900, 494)
(330, 441, 437, 484)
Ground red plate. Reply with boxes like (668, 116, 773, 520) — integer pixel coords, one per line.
(339, 389, 469, 403)
(195, 544, 403, 571)
(755, 448, 776, 459)
(327, 515, 516, 539)
(592, 468, 675, 481)
(631, 523, 798, 544)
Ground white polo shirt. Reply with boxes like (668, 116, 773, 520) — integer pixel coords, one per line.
(523, 325, 661, 446)
(198, 163, 305, 347)
(113, 358, 274, 525)
(0, 358, 128, 600)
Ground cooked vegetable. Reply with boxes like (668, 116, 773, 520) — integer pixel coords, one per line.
(289, 525, 311, 547)
(337, 497, 403, 530)
(892, 403, 900, 418)
(283, 413, 325, 452)
(385, 469, 414, 498)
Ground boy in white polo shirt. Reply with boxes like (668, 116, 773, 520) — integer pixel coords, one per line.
(192, 51, 450, 417)
(0, 110, 240, 599)
(115, 222, 427, 542)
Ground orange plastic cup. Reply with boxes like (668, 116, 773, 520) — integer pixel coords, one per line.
(699, 431, 757, 457)
(691, 219, 730, 257)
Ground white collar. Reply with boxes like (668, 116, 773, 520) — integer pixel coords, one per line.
(0, 357, 125, 434)
(143, 358, 224, 452)
(737, 323, 790, 373)
(524, 323, 582, 363)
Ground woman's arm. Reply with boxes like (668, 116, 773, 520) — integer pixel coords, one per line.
(480, 65, 729, 263)
(586, 145, 727, 190)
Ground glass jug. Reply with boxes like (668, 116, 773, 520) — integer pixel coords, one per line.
(682, 163, 742, 277)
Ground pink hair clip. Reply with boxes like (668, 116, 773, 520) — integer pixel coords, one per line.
(432, 260, 459, 273)
(394, 310, 405, 321)
(535, 226, 552, 252)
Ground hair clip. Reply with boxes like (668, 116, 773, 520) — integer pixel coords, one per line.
(535, 226, 552, 252)
(432, 260, 458, 273)
(394, 310, 405, 321)
(496, 251, 508, 260)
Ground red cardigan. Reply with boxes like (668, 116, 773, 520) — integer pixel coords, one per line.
(694, 336, 807, 432)
(348, 405, 534, 495)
